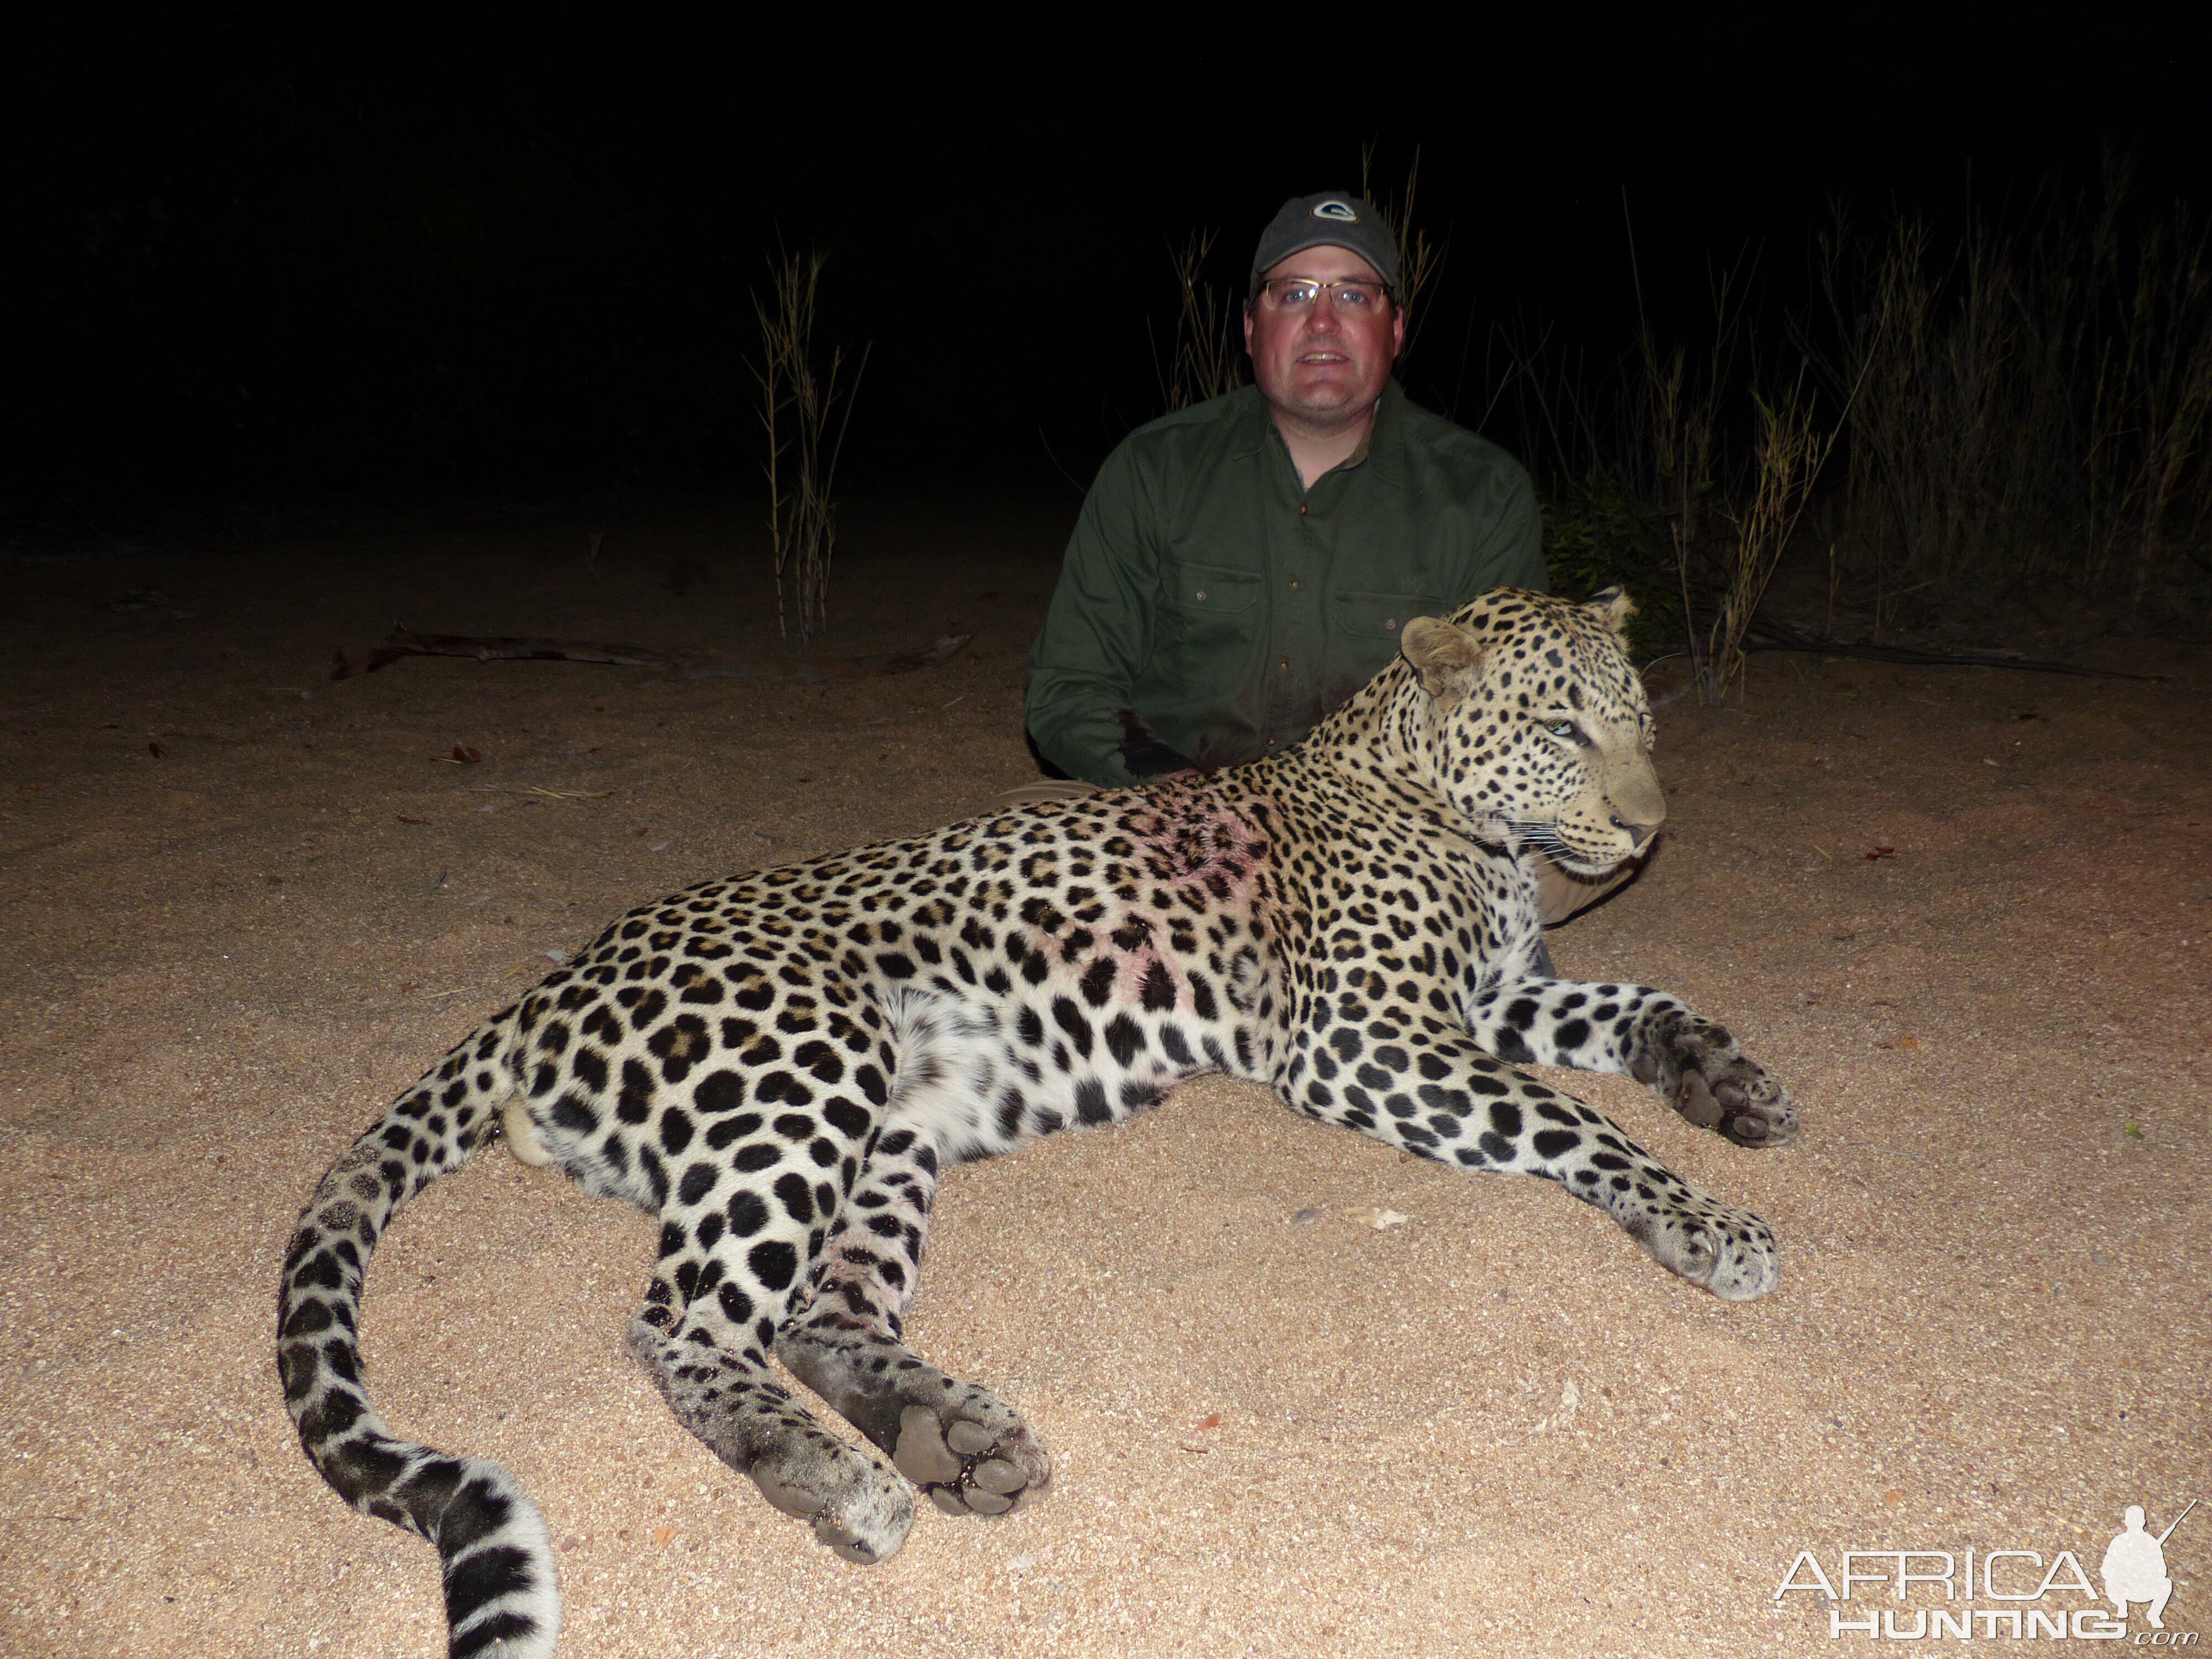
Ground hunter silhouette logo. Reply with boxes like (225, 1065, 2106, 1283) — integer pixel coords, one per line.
(1311, 199, 1360, 222)
(2104, 1499, 2194, 1631)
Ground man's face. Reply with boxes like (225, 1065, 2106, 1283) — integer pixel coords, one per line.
(1243, 243, 1404, 427)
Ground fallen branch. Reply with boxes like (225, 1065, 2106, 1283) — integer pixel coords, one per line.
(1744, 615, 2164, 680)
(336, 625, 974, 687)
(660, 632, 973, 685)
(333, 627, 669, 680)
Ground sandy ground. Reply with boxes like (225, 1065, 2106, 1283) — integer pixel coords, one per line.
(2, 495, 2206, 1658)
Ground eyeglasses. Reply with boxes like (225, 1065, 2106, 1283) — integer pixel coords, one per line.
(1256, 276, 1394, 314)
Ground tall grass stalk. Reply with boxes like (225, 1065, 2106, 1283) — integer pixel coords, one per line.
(752, 250, 867, 641)
(1462, 247, 1757, 666)
(2084, 201, 2212, 601)
(1693, 374, 1841, 700)
(1629, 248, 1749, 550)
(1155, 230, 1246, 413)
(1360, 143, 1443, 357)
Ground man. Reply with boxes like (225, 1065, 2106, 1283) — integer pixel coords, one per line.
(1021, 190, 1633, 929)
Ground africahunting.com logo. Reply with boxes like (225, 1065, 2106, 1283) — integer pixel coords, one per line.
(1777, 1500, 2198, 1642)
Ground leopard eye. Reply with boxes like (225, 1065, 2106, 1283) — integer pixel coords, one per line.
(1542, 718, 1578, 740)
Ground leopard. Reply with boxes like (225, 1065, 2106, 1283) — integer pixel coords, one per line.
(277, 586, 1799, 1657)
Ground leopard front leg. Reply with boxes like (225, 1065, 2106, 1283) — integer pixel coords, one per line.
(776, 1128, 1052, 1519)
(1281, 1013, 1780, 1300)
(1465, 979, 1799, 1149)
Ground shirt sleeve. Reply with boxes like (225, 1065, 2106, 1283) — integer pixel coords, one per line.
(1024, 443, 1155, 787)
(1487, 454, 1550, 593)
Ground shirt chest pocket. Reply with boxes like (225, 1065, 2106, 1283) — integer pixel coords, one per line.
(1165, 561, 1262, 615)
(1333, 587, 1447, 640)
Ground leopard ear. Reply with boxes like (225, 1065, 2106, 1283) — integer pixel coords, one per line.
(1400, 616, 1485, 703)
(1583, 585, 1636, 635)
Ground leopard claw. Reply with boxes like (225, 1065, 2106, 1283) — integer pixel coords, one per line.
(1713, 1074, 1798, 1148)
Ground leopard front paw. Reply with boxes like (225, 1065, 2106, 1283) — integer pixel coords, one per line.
(1637, 1015, 1799, 1149)
(1635, 1195, 1781, 1301)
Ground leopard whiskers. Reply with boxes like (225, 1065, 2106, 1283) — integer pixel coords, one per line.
(1508, 820, 1575, 861)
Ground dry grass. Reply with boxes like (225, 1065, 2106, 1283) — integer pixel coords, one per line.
(1360, 143, 1443, 356)
(1809, 158, 2212, 609)
(1154, 230, 1246, 413)
(752, 249, 868, 640)
(1463, 164, 2211, 688)
(1690, 373, 1841, 700)
(1463, 250, 1768, 672)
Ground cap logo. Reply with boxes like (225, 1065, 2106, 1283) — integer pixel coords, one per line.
(1311, 199, 1359, 222)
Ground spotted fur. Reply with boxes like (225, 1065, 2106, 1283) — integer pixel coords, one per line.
(278, 587, 1799, 1655)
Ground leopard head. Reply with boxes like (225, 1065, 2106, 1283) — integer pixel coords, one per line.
(1399, 587, 1664, 876)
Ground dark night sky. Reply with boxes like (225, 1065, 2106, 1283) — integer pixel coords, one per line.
(5, 7, 2208, 505)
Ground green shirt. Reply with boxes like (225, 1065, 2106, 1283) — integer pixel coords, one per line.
(1025, 380, 1548, 786)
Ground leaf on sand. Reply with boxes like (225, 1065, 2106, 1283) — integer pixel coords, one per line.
(528, 785, 614, 800)
(452, 745, 483, 763)
(652, 1524, 675, 1545)
(1351, 1206, 1411, 1230)
(1196, 1413, 1221, 1432)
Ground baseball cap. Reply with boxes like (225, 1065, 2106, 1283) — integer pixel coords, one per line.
(1249, 191, 1401, 292)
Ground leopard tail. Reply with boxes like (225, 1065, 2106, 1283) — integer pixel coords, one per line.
(275, 1004, 562, 1659)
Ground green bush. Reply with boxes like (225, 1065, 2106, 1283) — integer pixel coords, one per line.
(1542, 476, 1686, 664)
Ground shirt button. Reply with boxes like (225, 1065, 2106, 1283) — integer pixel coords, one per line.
(1266, 736, 1277, 746)
(1297, 504, 1308, 517)
(1277, 659, 1289, 671)
(1385, 618, 1398, 630)
(1288, 579, 1301, 591)
(1193, 588, 1207, 601)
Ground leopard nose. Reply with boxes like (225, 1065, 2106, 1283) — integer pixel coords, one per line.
(1613, 815, 1663, 851)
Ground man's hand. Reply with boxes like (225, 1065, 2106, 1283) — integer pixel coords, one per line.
(1116, 709, 1198, 779)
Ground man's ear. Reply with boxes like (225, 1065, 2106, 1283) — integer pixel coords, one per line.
(1583, 585, 1636, 635)
(1400, 616, 1484, 703)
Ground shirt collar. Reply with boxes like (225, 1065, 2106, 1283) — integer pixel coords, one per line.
(1356, 379, 1409, 487)
(1232, 378, 1410, 488)
(1227, 384, 1275, 460)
